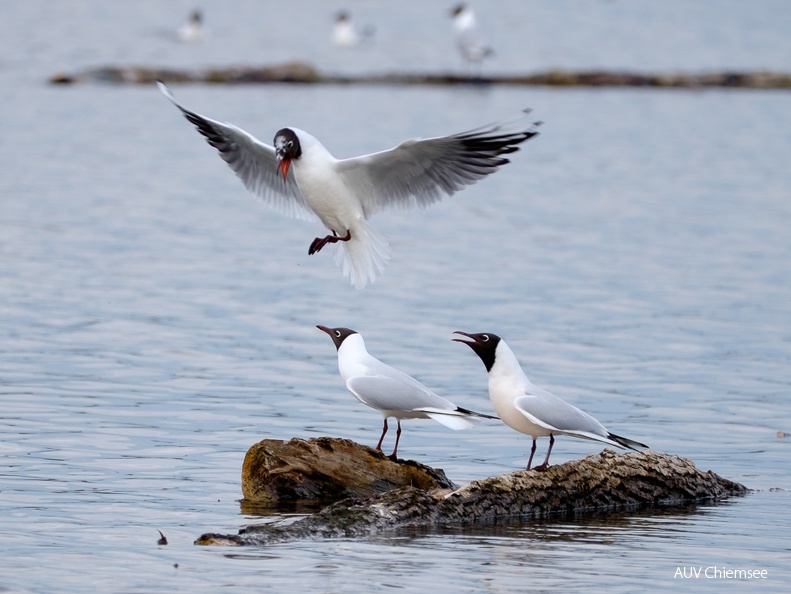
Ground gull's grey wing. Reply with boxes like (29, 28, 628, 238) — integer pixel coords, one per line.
(513, 391, 609, 439)
(346, 375, 455, 413)
(158, 81, 316, 222)
(334, 111, 540, 218)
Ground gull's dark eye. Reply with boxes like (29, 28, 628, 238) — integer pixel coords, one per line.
(481, 334, 489, 342)
(287, 141, 294, 148)
(335, 330, 341, 338)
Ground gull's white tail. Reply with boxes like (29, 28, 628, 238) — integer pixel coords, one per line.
(423, 411, 477, 431)
(333, 220, 391, 289)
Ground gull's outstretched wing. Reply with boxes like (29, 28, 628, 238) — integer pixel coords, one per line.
(158, 81, 316, 222)
(335, 111, 540, 217)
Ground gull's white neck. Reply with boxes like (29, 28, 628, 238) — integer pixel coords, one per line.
(454, 10, 475, 32)
(487, 340, 532, 411)
(337, 333, 374, 380)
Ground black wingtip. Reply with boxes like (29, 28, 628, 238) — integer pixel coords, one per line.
(608, 432, 649, 451)
(457, 406, 499, 420)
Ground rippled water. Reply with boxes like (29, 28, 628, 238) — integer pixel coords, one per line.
(2, 1, 790, 592)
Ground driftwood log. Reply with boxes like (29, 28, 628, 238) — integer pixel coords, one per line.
(49, 62, 791, 89)
(196, 438, 747, 546)
(241, 437, 455, 503)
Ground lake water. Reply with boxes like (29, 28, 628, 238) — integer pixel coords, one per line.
(1, 1, 790, 592)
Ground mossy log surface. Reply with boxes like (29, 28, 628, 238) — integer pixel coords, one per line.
(49, 62, 791, 88)
(197, 440, 747, 546)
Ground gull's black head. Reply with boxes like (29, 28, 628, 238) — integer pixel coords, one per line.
(450, 4, 467, 18)
(317, 325, 358, 351)
(452, 331, 501, 372)
(274, 128, 301, 181)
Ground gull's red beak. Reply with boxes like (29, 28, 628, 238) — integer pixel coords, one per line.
(278, 156, 291, 181)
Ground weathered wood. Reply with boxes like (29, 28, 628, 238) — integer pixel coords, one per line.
(241, 437, 455, 503)
(49, 62, 791, 89)
(197, 447, 747, 546)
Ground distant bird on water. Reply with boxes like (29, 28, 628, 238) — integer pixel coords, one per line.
(317, 325, 497, 459)
(453, 332, 648, 470)
(177, 9, 204, 43)
(158, 81, 540, 288)
(332, 10, 375, 47)
(449, 3, 494, 73)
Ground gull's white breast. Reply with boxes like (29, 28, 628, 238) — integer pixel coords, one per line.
(290, 129, 365, 233)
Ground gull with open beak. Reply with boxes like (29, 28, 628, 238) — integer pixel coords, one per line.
(453, 331, 648, 470)
(158, 81, 539, 288)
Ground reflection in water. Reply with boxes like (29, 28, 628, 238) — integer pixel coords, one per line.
(239, 499, 329, 518)
(217, 494, 790, 591)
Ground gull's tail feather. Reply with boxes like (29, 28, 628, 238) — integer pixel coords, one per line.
(333, 220, 391, 289)
(423, 411, 477, 431)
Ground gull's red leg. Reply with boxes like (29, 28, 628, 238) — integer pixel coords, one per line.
(375, 418, 388, 451)
(526, 438, 537, 470)
(308, 230, 352, 255)
(532, 434, 555, 472)
(388, 420, 402, 460)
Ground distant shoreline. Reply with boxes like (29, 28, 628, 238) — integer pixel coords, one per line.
(50, 61, 791, 89)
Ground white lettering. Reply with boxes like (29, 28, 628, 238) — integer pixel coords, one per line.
(695, 566, 769, 579)
(675, 567, 703, 578)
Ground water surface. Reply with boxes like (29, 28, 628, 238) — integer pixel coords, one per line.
(1, 1, 790, 592)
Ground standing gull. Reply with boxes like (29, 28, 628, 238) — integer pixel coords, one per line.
(450, 3, 494, 74)
(177, 9, 204, 43)
(158, 81, 539, 288)
(318, 325, 497, 459)
(453, 332, 648, 470)
(332, 11, 375, 47)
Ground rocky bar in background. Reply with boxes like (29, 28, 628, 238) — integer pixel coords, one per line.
(197, 438, 748, 547)
(49, 61, 791, 88)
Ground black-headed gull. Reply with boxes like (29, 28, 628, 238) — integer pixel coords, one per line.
(450, 4, 494, 70)
(177, 9, 204, 43)
(158, 81, 539, 289)
(453, 332, 648, 470)
(318, 325, 497, 459)
(332, 11, 375, 47)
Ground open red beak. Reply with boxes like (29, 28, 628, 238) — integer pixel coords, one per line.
(278, 157, 291, 181)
